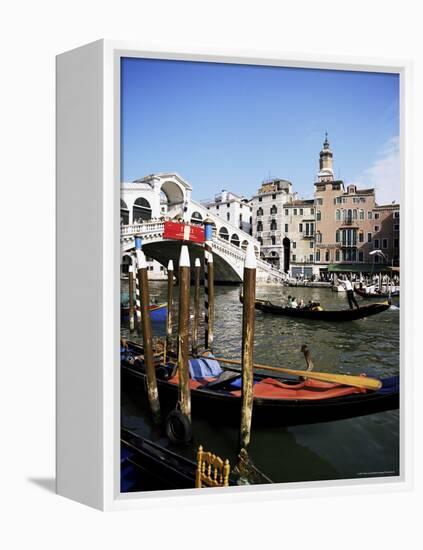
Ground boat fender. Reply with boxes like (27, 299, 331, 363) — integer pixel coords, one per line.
(165, 410, 192, 444)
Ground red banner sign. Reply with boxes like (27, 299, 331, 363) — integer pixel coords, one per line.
(163, 221, 205, 243)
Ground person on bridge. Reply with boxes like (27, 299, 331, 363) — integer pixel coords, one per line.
(340, 276, 360, 310)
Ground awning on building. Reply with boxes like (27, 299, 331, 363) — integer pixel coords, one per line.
(327, 263, 395, 274)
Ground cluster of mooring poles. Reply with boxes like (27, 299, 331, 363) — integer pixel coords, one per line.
(125, 218, 258, 471)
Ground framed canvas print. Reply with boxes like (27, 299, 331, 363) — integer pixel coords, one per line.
(56, 40, 412, 510)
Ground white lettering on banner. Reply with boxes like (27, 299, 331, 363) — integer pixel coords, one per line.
(183, 225, 191, 241)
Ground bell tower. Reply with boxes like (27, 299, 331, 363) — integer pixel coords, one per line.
(317, 133, 334, 182)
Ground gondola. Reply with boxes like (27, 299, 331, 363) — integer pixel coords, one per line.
(121, 428, 271, 492)
(242, 295, 391, 321)
(354, 286, 399, 299)
(121, 341, 399, 426)
(121, 303, 167, 323)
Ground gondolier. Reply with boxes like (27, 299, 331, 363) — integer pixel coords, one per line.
(340, 276, 360, 310)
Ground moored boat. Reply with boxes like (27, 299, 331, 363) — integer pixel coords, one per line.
(121, 303, 167, 323)
(121, 341, 399, 426)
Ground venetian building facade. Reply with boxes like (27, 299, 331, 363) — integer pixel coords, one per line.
(202, 190, 252, 241)
(251, 178, 295, 269)
(314, 136, 400, 278)
(282, 199, 316, 278)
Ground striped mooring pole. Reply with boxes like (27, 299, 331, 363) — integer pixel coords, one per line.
(203, 219, 215, 351)
(166, 259, 174, 354)
(128, 260, 135, 333)
(134, 236, 142, 335)
(192, 257, 201, 356)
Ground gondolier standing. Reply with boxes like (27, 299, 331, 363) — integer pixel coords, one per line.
(341, 276, 360, 310)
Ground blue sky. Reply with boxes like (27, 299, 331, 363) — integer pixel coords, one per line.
(121, 58, 400, 204)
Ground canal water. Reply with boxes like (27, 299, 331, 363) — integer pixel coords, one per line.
(121, 281, 400, 485)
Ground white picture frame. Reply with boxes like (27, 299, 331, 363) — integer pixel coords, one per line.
(56, 39, 412, 511)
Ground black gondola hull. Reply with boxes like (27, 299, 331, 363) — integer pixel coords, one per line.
(122, 363, 399, 427)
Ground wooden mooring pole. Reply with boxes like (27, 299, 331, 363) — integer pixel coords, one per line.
(239, 244, 257, 452)
(166, 259, 174, 353)
(135, 244, 161, 424)
(177, 245, 191, 421)
(128, 262, 135, 333)
(192, 258, 201, 356)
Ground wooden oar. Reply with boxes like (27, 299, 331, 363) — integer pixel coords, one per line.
(214, 357, 382, 391)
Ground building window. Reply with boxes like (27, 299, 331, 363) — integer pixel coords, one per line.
(335, 230, 340, 243)
(394, 211, 400, 218)
(292, 255, 296, 261)
(382, 238, 388, 248)
(272, 194, 276, 200)
(311, 208, 314, 214)
(258, 197, 262, 202)
(359, 231, 364, 243)
(368, 211, 373, 220)
(336, 209, 341, 221)
(335, 249, 340, 261)
(316, 198, 323, 205)
(300, 208, 303, 215)
(359, 209, 364, 220)
(270, 205, 277, 215)
(285, 209, 289, 216)
(309, 254, 314, 261)
(270, 220, 277, 231)
(394, 224, 399, 231)
(374, 225, 379, 232)
(367, 232, 372, 243)
(284, 224, 288, 232)
(374, 238, 380, 248)
(227, 212, 230, 221)
(375, 212, 380, 219)
(271, 236, 276, 245)
(293, 209, 297, 215)
(257, 207, 263, 216)
(325, 250, 330, 262)
(316, 210, 321, 221)
(310, 241, 314, 249)
(299, 223, 303, 233)
(258, 237, 263, 245)
(316, 250, 320, 262)
(292, 242, 296, 249)
(257, 221, 263, 232)
(353, 209, 358, 220)
(394, 238, 399, 248)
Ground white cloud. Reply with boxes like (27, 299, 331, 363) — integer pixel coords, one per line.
(349, 136, 400, 205)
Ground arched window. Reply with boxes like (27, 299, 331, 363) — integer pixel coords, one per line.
(359, 209, 364, 220)
(218, 227, 229, 241)
(353, 209, 358, 220)
(190, 211, 203, 225)
(270, 205, 277, 215)
(347, 209, 352, 222)
(316, 210, 321, 221)
(241, 240, 249, 250)
(121, 199, 129, 225)
(257, 207, 263, 216)
(230, 234, 240, 247)
(336, 209, 341, 221)
(257, 221, 263, 232)
(270, 220, 277, 231)
(335, 230, 340, 243)
(133, 197, 152, 222)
